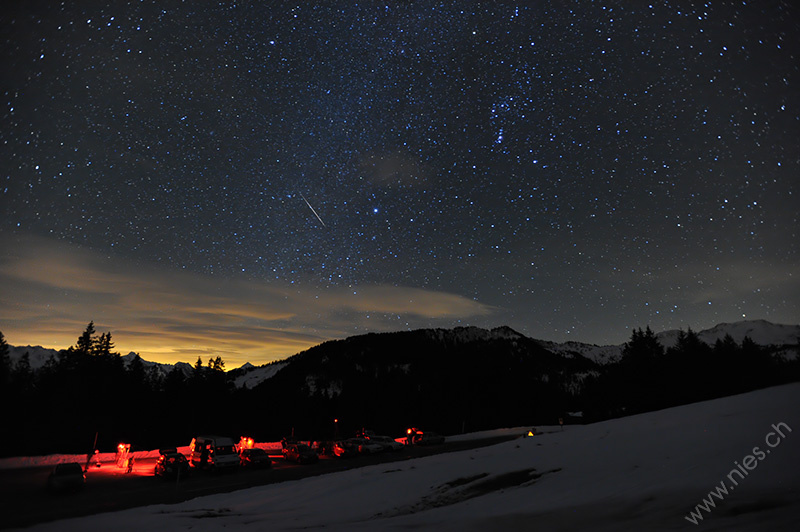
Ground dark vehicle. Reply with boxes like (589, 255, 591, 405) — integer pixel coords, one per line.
(348, 437, 383, 454)
(154, 450, 190, 479)
(405, 428, 445, 445)
(47, 463, 85, 493)
(239, 448, 272, 468)
(415, 432, 445, 445)
(282, 443, 319, 464)
(367, 435, 404, 452)
(332, 440, 357, 458)
(313, 441, 334, 456)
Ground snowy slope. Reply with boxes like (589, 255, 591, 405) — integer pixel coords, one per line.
(119, 352, 195, 378)
(233, 361, 287, 388)
(18, 383, 800, 531)
(536, 339, 624, 364)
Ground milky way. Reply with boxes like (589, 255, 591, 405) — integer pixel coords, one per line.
(1, 2, 798, 362)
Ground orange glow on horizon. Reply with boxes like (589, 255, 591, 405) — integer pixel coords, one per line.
(1, 234, 499, 368)
(2, 329, 308, 368)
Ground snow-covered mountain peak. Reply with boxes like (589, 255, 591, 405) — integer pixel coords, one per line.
(656, 320, 800, 349)
(421, 325, 524, 344)
(233, 361, 287, 389)
(7, 320, 797, 385)
(6, 345, 59, 370)
(538, 320, 799, 364)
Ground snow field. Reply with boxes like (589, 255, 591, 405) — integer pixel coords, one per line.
(14, 383, 800, 531)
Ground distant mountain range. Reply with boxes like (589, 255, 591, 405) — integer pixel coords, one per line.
(5, 319, 799, 449)
(539, 319, 800, 364)
(8, 320, 799, 390)
(5, 345, 198, 377)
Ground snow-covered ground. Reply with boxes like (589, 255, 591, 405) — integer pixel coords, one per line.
(14, 383, 800, 531)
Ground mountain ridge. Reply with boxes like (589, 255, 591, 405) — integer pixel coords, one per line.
(3, 319, 798, 454)
(7, 320, 799, 386)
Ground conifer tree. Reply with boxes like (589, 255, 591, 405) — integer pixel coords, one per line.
(95, 332, 115, 356)
(0, 331, 8, 360)
(669, 328, 711, 359)
(622, 326, 663, 363)
(0, 331, 10, 386)
(12, 352, 33, 393)
(163, 366, 186, 396)
(128, 353, 145, 381)
(714, 333, 739, 358)
(76, 322, 97, 354)
(192, 356, 206, 386)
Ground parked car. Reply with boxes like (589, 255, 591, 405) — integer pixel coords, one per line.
(348, 438, 384, 454)
(313, 441, 334, 456)
(331, 440, 357, 458)
(239, 448, 272, 469)
(189, 435, 240, 471)
(367, 435, 404, 452)
(154, 449, 190, 479)
(415, 431, 445, 445)
(405, 428, 445, 445)
(47, 462, 85, 493)
(282, 443, 319, 464)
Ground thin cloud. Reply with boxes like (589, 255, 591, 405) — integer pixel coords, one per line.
(0, 234, 498, 366)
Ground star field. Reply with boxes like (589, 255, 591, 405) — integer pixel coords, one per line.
(1, 2, 798, 363)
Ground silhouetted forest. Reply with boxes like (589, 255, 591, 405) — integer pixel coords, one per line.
(0, 324, 797, 457)
(581, 326, 798, 419)
(0, 324, 240, 456)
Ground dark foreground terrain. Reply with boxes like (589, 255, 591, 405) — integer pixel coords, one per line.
(1, 435, 516, 530)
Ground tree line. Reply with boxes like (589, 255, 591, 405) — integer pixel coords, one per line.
(0, 323, 797, 457)
(581, 326, 798, 420)
(0, 323, 238, 457)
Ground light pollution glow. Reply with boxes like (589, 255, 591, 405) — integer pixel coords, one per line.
(0, 234, 496, 367)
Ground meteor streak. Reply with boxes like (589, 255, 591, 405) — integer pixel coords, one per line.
(300, 193, 326, 227)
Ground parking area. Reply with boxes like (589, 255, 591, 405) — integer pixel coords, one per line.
(1, 434, 518, 530)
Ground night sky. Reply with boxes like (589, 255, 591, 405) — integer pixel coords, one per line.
(2, 2, 798, 366)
